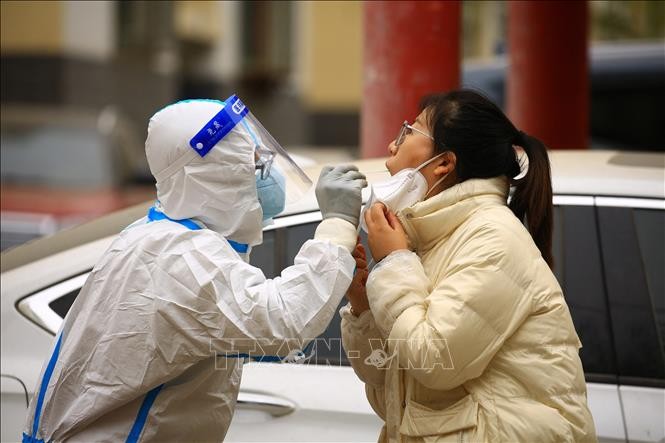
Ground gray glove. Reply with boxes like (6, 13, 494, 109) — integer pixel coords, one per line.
(315, 164, 368, 227)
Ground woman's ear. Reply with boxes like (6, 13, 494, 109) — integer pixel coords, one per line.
(433, 151, 456, 177)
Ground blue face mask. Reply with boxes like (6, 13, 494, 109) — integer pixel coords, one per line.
(256, 167, 286, 221)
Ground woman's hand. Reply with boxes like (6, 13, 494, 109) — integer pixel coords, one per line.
(346, 238, 370, 317)
(364, 203, 408, 262)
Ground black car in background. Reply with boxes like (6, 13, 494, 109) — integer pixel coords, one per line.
(462, 41, 665, 151)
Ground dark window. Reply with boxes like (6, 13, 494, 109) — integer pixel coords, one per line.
(462, 48, 665, 152)
(634, 209, 665, 359)
(249, 230, 277, 279)
(284, 222, 317, 265)
(240, 2, 292, 82)
(597, 206, 665, 383)
(590, 76, 665, 151)
(49, 289, 79, 319)
(556, 205, 617, 381)
(551, 205, 564, 283)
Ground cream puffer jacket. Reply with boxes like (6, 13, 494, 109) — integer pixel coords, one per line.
(341, 177, 597, 443)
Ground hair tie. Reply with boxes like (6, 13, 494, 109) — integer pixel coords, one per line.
(514, 130, 526, 145)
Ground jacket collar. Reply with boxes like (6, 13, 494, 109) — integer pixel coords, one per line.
(397, 176, 510, 253)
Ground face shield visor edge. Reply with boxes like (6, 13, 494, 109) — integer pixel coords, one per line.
(188, 94, 313, 219)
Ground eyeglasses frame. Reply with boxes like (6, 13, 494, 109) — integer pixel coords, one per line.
(395, 120, 434, 148)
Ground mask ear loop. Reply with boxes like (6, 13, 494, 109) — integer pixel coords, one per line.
(415, 152, 448, 199)
(423, 172, 450, 199)
(415, 152, 445, 172)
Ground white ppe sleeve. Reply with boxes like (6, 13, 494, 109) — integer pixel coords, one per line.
(149, 225, 356, 360)
(313, 217, 357, 252)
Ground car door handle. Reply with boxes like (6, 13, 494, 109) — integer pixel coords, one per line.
(1, 374, 30, 407)
(235, 391, 296, 417)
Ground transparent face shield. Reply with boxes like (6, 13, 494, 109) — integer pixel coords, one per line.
(240, 115, 312, 206)
(188, 94, 313, 208)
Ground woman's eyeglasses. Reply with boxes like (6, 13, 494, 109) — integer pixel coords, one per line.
(395, 120, 434, 147)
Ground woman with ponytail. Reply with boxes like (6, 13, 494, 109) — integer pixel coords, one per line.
(341, 90, 596, 442)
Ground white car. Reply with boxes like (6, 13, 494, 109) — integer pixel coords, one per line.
(2, 150, 664, 442)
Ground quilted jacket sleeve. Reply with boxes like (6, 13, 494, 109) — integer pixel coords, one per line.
(365, 226, 534, 391)
(340, 303, 387, 387)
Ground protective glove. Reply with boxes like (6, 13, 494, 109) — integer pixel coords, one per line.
(315, 165, 368, 227)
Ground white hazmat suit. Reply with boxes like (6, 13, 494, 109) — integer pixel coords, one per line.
(23, 98, 364, 442)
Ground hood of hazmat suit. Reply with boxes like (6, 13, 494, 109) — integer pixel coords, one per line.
(146, 97, 311, 246)
(23, 96, 358, 443)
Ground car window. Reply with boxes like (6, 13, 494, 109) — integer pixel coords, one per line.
(590, 77, 665, 151)
(249, 230, 277, 279)
(597, 206, 665, 383)
(48, 289, 79, 319)
(462, 46, 665, 151)
(556, 205, 618, 381)
(634, 209, 665, 359)
(551, 205, 564, 283)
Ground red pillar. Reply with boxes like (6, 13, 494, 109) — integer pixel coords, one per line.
(361, 1, 461, 158)
(507, 1, 589, 149)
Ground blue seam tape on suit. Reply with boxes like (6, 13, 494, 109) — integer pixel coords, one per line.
(27, 333, 63, 442)
(147, 206, 249, 253)
(125, 384, 164, 443)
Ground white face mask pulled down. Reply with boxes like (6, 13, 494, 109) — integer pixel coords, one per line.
(359, 153, 448, 233)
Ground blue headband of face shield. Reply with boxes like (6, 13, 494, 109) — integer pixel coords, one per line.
(188, 95, 286, 221)
(189, 95, 248, 157)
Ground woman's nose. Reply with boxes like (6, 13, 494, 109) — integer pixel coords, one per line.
(388, 141, 398, 156)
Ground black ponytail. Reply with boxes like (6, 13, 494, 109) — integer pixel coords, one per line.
(509, 131, 554, 268)
(421, 89, 555, 269)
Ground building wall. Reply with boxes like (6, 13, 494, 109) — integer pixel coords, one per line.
(1, 1, 64, 54)
(63, 1, 115, 61)
(3, 1, 660, 150)
(1, 0, 176, 172)
(298, 1, 362, 111)
(1, 1, 115, 60)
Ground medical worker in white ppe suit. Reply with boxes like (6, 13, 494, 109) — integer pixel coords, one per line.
(23, 95, 367, 443)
